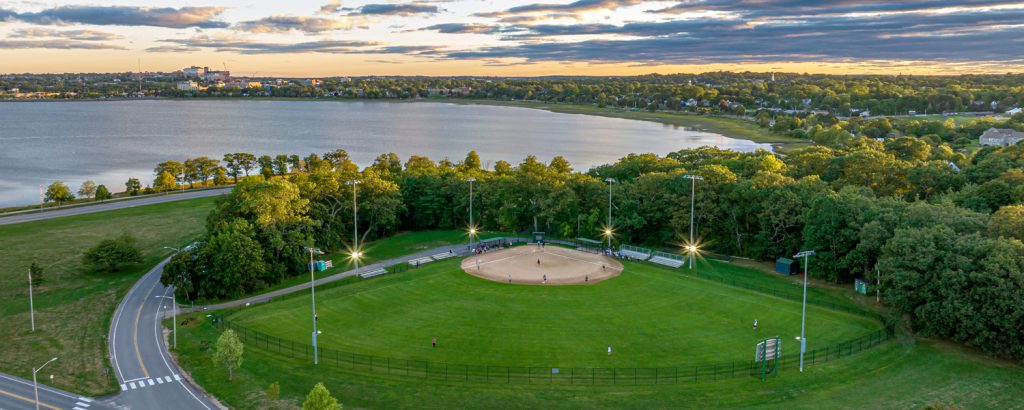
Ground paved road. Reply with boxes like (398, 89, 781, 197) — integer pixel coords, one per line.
(0, 372, 112, 410)
(105, 260, 219, 410)
(0, 188, 230, 226)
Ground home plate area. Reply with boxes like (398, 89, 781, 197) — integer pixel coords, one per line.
(461, 244, 623, 285)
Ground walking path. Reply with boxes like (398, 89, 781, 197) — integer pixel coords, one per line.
(0, 188, 231, 226)
(179, 242, 483, 315)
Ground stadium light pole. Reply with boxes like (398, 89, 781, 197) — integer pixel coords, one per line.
(468, 177, 476, 251)
(304, 246, 324, 365)
(346, 180, 362, 269)
(33, 357, 57, 410)
(605, 178, 616, 250)
(683, 174, 704, 269)
(794, 249, 816, 372)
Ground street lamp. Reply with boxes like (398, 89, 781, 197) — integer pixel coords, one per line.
(28, 269, 36, 332)
(794, 249, 816, 372)
(605, 178, 616, 250)
(156, 295, 177, 349)
(33, 357, 57, 410)
(467, 177, 476, 251)
(682, 174, 704, 270)
(346, 180, 363, 269)
(303, 246, 324, 364)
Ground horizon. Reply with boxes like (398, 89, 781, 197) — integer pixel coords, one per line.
(2, 1, 1023, 76)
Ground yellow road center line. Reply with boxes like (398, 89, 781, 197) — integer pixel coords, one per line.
(0, 388, 62, 410)
(134, 279, 159, 378)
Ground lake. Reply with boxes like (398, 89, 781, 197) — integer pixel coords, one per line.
(0, 100, 770, 207)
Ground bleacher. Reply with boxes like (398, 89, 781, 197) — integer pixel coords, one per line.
(408, 256, 434, 266)
(619, 245, 652, 261)
(431, 251, 455, 261)
(359, 268, 388, 279)
(649, 251, 686, 268)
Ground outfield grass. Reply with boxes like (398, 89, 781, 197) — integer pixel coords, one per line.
(171, 316, 1024, 409)
(227, 259, 878, 368)
(0, 196, 217, 395)
(171, 257, 1024, 408)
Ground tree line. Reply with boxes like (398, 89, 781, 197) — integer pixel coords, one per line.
(161, 140, 1024, 363)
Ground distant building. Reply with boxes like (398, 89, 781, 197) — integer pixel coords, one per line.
(979, 128, 1024, 146)
(203, 70, 230, 82)
(1007, 107, 1022, 116)
(182, 66, 206, 78)
(176, 81, 200, 91)
(303, 79, 323, 87)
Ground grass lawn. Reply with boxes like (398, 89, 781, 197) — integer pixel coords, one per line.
(0, 196, 217, 395)
(227, 259, 879, 368)
(445, 100, 810, 152)
(171, 258, 1024, 408)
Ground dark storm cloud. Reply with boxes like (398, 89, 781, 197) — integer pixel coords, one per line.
(158, 37, 379, 54)
(0, 5, 228, 28)
(350, 3, 439, 16)
(445, 1, 1024, 64)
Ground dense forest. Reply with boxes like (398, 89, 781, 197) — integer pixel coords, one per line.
(160, 137, 1024, 364)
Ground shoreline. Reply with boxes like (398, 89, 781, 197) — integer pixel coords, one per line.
(1, 97, 807, 151)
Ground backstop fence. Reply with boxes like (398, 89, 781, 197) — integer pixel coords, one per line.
(214, 317, 894, 385)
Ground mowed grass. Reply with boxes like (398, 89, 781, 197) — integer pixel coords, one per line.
(171, 317, 1024, 409)
(0, 196, 217, 395)
(172, 257, 1024, 409)
(229, 259, 879, 368)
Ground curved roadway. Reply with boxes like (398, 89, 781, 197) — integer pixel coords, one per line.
(105, 260, 219, 410)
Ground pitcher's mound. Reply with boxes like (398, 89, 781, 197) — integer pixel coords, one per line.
(461, 245, 623, 285)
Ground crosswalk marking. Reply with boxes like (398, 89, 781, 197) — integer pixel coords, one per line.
(156, 377, 164, 384)
(121, 375, 179, 391)
(78, 397, 93, 403)
(128, 382, 136, 389)
(164, 376, 172, 383)
(173, 374, 181, 381)
(75, 401, 91, 408)
(120, 384, 127, 391)
(74, 408, 87, 410)
(147, 379, 155, 386)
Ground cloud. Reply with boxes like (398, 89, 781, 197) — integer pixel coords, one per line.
(421, 23, 508, 34)
(351, 45, 444, 54)
(145, 45, 200, 53)
(441, 3, 1024, 64)
(8, 28, 123, 41)
(0, 39, 125, 50)
(157, 35, 379, 54)
(318, 0, 343, 15)
(476, 0, 646, 18)
(235, 15, 361, 33)
(0, 5, 228, 28)
(351, 3, 438, 16)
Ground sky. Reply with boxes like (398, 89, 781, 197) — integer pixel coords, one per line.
(1, 0, 1024, 76)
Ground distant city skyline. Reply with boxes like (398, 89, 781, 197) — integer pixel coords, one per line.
(1, 0, 1023, 76)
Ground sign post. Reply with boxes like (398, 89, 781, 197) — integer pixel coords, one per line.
(755, 336, 781, 380)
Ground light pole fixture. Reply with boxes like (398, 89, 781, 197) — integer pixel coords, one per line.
(793, 249, 816, 373)
(303, 246, 324, 365)
(605, 178, 616, 250)
(156, 295, 177, 349)
(346, 180, 363, 269)
(33, 357, 57, 410)
(682, 174, 704, 270)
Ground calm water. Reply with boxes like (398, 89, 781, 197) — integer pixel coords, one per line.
(0, 100, 769, 207)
